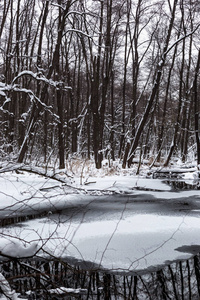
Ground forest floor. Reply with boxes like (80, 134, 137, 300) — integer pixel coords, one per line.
(0, 158, 200, 298)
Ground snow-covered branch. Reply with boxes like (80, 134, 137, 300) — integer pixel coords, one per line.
(163, 23, 200, 58)
(12, 70, 71, 90)
(0, 75, 64, 120)
(0, 101, 14, 116)
(63, 28, 92, 38)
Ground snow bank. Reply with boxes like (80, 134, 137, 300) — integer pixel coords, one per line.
(0, 239, 37, 258)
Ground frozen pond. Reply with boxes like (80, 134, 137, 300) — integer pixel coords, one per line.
(1, 172, 200, 274)
(2, 188, 200, 274)
(46, 192, 200, 273)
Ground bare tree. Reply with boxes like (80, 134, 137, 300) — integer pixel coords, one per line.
(123, 0, 178, 168)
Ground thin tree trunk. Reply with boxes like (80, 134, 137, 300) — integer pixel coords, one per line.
(157, 22, 181, 162)
(17, 0, 72, 164)
(91, 1, 103, 169)
(118, 0, 130, 158)
(123, 0, 178, 168)
(164, 37, 185, 166)
(193, 49, 200, 170)
(110, 70, 115, 160)
(181, 5, 193, 162)
(0, 0, 11, 39)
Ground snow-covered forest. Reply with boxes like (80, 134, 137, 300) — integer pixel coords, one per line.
(1, 0, 200, 299)
(0, 0, 200, 169)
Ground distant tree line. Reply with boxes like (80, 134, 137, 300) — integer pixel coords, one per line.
(0, 0, 200, 169)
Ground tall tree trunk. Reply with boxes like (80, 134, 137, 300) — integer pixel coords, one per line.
(193, 49, 200, 170)
(0, 0, 11, 39)
(17, 0, 72, 164)
(164, 37, 185, 166)
(90, 1, 104, 169)
(122, 0, 178, 168)
(119, 0, 130, 158)
(181, 7, 193, 162)
(110, 70, 115, 160)
(156, 21, 181, 163)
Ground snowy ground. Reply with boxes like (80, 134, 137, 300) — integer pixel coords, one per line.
(0, 160, 200, 277)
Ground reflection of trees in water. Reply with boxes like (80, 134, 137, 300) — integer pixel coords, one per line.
(1, 254, 200, 299)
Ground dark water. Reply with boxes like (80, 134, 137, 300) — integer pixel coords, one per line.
(1, 254, 200, 299)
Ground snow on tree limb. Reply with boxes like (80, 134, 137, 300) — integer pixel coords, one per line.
(12, 70, 72, 90)
(0, 163, 85, 195)
(63, 28, 92, 38)
(48, 287, 87, 296)
(14, 87, 53, 109)
(163, 22, 200, 58)
(0, 80, 61, 120)
(0, 163, 69, 182)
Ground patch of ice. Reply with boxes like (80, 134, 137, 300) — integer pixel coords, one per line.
(3, 212, 200, 272)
